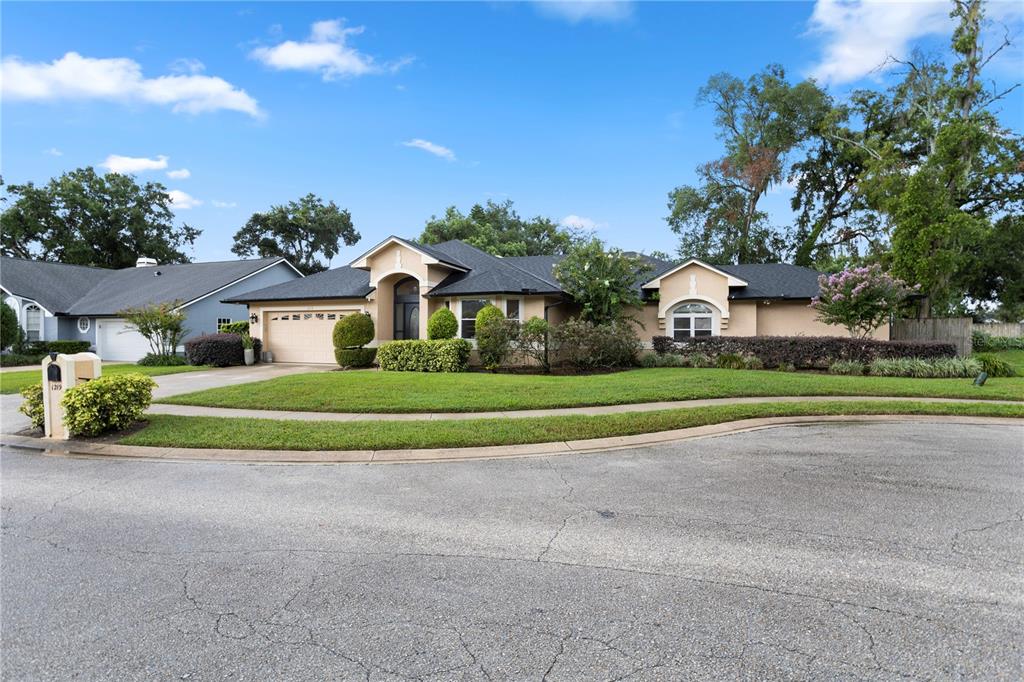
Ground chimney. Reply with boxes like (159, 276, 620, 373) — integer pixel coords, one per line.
(136, 257, 158, 268)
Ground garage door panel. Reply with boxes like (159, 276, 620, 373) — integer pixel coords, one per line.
(97, 319, 151, 362)
(266, 310, 358, 364)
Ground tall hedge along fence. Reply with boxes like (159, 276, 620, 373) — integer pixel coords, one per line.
(651, 335, 956, 370)
(184, 333, 262, 367)
(377, 339, 471, 372)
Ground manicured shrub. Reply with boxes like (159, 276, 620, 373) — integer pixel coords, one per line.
(1, 303, 19, 351)
(219, 320, 250, 335)
(972, 330, 1024, 352)
(19, 383, 44, 429)
(868, 357, 982, 378)
(715, 352, 747, 370)
(377, 339, 471, 372)
(138, 353, 188, 366)
(1, 353, 44, 367)
(651, 335, 675, 356)
(26, 340, 92, 355)
(427, 308, 458, 340)
(515, 317, 555, 372)
(829, 360, 866, 376)
(974, 353, 1017, 378)
(333, 313, 375, 349)
(651, 335, 956, 369)
(61, 373, 156, 437)
(184, 333, 244, 367)
(475, 305, 514, 370)
(554, 319, 641, 371)
(335, 348, 377, 368)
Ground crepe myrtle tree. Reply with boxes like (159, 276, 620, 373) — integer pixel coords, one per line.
(119, 301, 189, 358)
(554, 237, 650, 325)
(811, 265, 914, 338)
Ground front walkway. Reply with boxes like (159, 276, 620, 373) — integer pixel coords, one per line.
(145, 394, 1022, 422)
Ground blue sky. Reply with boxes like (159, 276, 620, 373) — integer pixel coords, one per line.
(3, 1, 1022, 265)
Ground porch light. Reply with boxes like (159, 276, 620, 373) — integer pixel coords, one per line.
(249, 313, 258, 324)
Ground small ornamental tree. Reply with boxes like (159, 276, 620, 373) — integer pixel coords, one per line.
(811, 265, 913, 338)
(427, 307, 458, 339)
(333, 313, 376, 367)
(553, 237, 650, 325)
(119, 301, 189, 359)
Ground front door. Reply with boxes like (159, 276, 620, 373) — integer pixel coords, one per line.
(393, 277, 420, 340)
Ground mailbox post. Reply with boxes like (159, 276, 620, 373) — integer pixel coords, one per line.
(41, 352, 101, 440)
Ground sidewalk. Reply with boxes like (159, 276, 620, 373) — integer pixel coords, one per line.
(3, 415, 1020, 464)
(145, 394, 1023, 422)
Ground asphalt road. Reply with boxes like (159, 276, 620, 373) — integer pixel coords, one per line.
(2, 422, 1022, 680)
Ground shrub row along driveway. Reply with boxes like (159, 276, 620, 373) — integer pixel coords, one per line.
(2, 422, 1021, 678)
(158, 366, 1024, 413)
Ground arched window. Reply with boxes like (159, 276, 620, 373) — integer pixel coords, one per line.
(671, 302, 714, 340)
(24, 304, 42, 342)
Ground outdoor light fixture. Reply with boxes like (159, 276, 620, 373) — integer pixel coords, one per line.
(974, 372, 988, 386)
(249, 313, 258, 324)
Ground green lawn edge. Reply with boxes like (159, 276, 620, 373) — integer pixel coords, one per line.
(120, 400, 1024, 451)
(155, 367, 1024, 413)
(0, 363, 208, 395)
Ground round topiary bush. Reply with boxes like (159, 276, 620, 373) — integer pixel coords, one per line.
(333, 313, 374, 349)
(427, 308, 458, 340)
(335, 347, 378, 368)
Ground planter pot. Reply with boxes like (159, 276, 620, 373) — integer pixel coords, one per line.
(244, 348, 255, 366)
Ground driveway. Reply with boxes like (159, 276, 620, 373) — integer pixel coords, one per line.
(2, 422, 1021, 679)
(0, 363, 329, 434)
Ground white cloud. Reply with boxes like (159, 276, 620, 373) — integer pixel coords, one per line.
(167, 189, 201, 210)
(250, 19, 411, 81)
(533, 1, 633, 24)
(43, 147, 62, 156)
(561, 214, 605, 231)
(807, 0, 954, 85)
(168, 58, 205, 75)
(100, 154, 168, 174)
(167, 168, 191, 179)
(212, 200, 238, 208)
(402, 138, 456, 161)
(0, 51, 263, 117)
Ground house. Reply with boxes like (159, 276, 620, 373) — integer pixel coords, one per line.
(1, 256, 302, 360)
(223, 236, 887, 364)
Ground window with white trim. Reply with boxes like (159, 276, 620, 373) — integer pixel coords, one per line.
(505, 298, 521, 321)
(671, 303, 714, 340)
(24, 304, 42, 342)
(459, 299, 488, 339)
(77, 317, 91, 333)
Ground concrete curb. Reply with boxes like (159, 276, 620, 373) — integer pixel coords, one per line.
(2, 415, 1020, 465)
(146, 394, 1023, 422)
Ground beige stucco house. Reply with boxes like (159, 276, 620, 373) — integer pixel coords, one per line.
(224, 236, 886, 364)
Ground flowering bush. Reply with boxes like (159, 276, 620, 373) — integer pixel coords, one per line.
(811, 265, 913, 338)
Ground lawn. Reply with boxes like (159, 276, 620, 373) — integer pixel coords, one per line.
(989, 349, 1024, 374)
(122, 400, 1024, 451)
(0, 363, 208, 395)
(157, 366, 1024, 413)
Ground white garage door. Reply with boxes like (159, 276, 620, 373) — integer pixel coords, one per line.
(266, 310, 358, 364)
(96, 319, 151, 361)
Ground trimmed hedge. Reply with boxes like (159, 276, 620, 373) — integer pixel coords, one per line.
(27, 340, 92, 355)
(377, 339, 471, 372)
(651, 335, 956, 369)
(335, 347, 377, 368)
(1, 353, 45, 367)
(427, 308, 458, 340)
(184, 333, 244, 367)
(62, 373, 157, 437)
(138, 353, 188, 366)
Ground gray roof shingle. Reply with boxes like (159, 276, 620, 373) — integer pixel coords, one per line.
(425, 241, 562, 297)
(0, 257, 113, 313)
(718, 263, 822, 300)
(222, 266, 373, 303)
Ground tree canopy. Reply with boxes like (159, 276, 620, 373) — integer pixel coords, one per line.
(553, 238, 650, 325)
(1, 167, 201, 268)
(418, 199, 580, 257)
(231, 193, 360, 275)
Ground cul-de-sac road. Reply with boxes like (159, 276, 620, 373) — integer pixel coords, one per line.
(2, 421, 1022, 680)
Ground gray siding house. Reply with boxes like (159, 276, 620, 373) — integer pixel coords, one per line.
(1, 256, 302, 360)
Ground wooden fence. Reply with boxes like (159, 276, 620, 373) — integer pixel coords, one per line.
(977, 322, 1023, 338)
(891, 318, 973, 357)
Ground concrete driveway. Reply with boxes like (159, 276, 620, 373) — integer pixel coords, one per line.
(0, 363, 329, 434)
(2, 422, 1021, 679)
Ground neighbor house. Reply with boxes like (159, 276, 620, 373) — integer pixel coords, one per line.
(1, 256, 302, 360)
(223, 236, 886, 364)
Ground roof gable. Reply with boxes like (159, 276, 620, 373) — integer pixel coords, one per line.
(349, 236, 469, 272)
(643, 258, 748, 289)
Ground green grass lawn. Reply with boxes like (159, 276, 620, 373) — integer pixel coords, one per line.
(157, 366, 1024, 413)
(122, 400, 1024, 451)
(988, 349, 1024, 374)
(0, 363, 208, 395)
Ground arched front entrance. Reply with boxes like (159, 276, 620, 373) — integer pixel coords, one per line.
(393, 277, 420, 340)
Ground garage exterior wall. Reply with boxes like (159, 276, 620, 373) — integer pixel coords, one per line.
(184, 261, 300, 338)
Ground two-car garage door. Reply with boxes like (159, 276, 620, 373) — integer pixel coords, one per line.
(265, 310, 361, 364)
